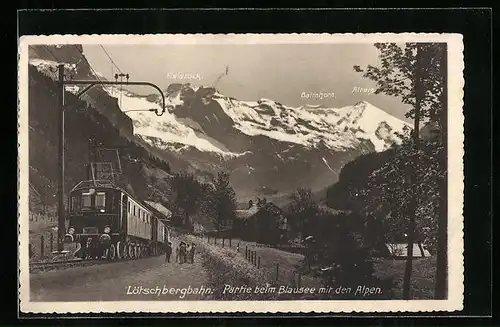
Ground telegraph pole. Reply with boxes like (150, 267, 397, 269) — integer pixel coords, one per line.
(55, 66, 167, 253)
(57, 64, 66, 252)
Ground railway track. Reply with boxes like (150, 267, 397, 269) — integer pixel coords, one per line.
(30, 259, 113, 272)
(29, 255, 158, 273)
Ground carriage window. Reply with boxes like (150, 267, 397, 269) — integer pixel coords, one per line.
(95, 192, 106, 208)
(133, 205, 136, 216)
(82, 192, 92, 208)
(128, 201, 130, 213)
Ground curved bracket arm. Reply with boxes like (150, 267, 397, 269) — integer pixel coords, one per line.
(63, 80, 167, 116)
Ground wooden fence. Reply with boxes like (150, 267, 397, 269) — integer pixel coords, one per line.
(203, 234, 314, 288)
(29, 212, 56, 222)
(29, 230, 57, 261)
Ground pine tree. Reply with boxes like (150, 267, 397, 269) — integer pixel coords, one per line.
(354, 43, 447, 299)
(288, 188, 318, 239)
(202, 171, 237, 236)
(170, 171, 203, 230)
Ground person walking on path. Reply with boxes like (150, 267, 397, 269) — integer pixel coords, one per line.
(165, 242, 172, 263)
(175, 244, 180, 263)
(186, 243, 191, 262)
(189, 243, 196, 263)
(179, 242, 187, 264)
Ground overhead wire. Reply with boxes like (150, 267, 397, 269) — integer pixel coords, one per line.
(99, 44, 124, 107)
(42, 45, 60, 63)
(99, 44, 123, 74)
(75, 48, 102, 82)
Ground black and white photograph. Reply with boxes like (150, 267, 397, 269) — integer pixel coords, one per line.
(18, 33, 464, 313)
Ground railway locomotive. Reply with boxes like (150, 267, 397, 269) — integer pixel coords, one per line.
(64, 180, 170, 260)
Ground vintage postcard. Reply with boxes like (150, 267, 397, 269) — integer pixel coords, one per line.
(18, 33, 464, 314)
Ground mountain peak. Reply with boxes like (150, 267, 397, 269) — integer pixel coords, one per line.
(355, 100, 371, 106)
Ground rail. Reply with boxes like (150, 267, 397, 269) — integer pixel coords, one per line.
(29, 253, 163, 273)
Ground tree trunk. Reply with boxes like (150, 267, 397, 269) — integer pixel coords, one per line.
(184, 211, 190, 229)
(217, 214, 221, 238)
(435, 43, 448, 299)
(403, 44, 423, 300)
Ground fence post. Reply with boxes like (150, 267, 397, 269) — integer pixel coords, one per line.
(275, 263, 279, 282)
(258, 256, 260, 269)
(222, 238, 225, 248)
(245, 246, 248, 259)
(40, 235, 44, 258)
(253, 251, 256, 265)
(50, 232, 54, 253)
(229, 238, 232, 248)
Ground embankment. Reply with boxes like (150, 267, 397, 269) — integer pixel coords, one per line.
(182, 234, 277, 300)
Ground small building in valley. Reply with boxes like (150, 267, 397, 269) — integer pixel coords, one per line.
(384, 242, 432, 259)
(233, 198, 290, 245)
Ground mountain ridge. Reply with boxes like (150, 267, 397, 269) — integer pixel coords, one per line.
(111, 83, 411, 199)
(28, 45, 412, 201)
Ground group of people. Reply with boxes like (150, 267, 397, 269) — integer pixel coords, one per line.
(164, 241, 196, 264)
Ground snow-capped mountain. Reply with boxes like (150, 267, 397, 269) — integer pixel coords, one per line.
(212, 95, 411, 152)
(117, 84, 410, 152)
(99, 83, 411, 199)
(28, 45, 412, 201)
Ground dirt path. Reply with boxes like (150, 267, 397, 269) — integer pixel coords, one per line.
(29, 237, 213, 301)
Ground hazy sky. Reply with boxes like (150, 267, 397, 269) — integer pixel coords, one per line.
(83, 44, 411, 122)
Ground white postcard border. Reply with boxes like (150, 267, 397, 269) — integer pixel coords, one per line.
(18, 33, 464, 313)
